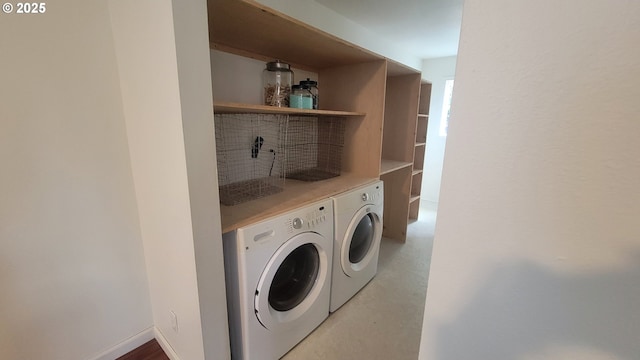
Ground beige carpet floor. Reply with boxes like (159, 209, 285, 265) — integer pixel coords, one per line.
(283, 202, 437, 360)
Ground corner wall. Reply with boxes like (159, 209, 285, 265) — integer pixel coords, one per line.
(109, 0, 230, 358)
(109, 1, 203, 357)
(420, 1, 640, 359)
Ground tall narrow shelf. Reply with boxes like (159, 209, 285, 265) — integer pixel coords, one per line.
(381, 72, 422, 241)
(408, 82, 432, 221)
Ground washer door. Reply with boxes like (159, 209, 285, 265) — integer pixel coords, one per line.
(341, 206, 382, 277)
(254, 232, 329, 330)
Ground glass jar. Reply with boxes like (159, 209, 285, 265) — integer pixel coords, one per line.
(290, 85, 313, 109)
(299, 78, 318, 109)
(263, 60, 293, 107)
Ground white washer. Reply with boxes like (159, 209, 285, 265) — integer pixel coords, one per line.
(222, 199, 333, 360)
(330, 180, 384, 312)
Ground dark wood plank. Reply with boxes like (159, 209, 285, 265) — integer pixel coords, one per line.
(116, 339, 169, 360)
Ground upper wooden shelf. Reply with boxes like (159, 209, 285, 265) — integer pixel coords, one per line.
(208, 0, 383, 71)
(213, 101, 365, 117)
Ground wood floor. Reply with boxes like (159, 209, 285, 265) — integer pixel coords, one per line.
(116, 339, 169, 360)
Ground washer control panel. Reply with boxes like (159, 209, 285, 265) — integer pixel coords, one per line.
(305, 206, 328, 229)
(286, 205, 328, 233)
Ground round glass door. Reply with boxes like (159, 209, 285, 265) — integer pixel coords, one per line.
(268, 243, 319, 311)
(341, 206, 382, 277)
(254, 232, 329, 330)
(349, 214, 375, 263)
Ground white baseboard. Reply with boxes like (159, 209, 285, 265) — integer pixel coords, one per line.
(154, 327, 181, 360)
(88, 327, 155, 360)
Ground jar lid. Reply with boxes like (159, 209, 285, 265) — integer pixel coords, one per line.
(266, 60, 291, 71)
(299, 78, 318, 87)
(292, 84, 303, 90)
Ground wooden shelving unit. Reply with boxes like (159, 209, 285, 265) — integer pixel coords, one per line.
(381, 72, 422, 241)
(381, 79, 431, 227)
(207, 0, 431, 240)
(408, 196, 420, 220)
(411, 172, 423, 196)
(207, 0, 386, 233)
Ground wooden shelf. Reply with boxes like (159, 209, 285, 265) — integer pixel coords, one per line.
(411, 171, 423, 197)
(380, 166, 412, 241)
(412, 169, 423, 176)
(220, 174, 377, 232)
(418, 114, 429, 118)
(413, 147, 425, 171)
(415, 142, 426, 147)
(408, 197, 420, 220)
(208, 0, 381, 72)
(214, 101, 365, 117)
(419, 83, 432, 114)
(416, 116, 428, 143)
(380, 159, 413, 175)
(410, 195, 420, 203)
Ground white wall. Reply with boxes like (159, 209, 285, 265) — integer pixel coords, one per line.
(420, 56, 457, 205)
(171, 1, 231, 358)
(420, 1, 640, 359)
(0, 1, 152, 359)
(210, 50, 318, 105)
(109, 0, 230, 359)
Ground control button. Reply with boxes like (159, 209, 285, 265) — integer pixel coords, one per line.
(362, 193, 369, 201)
(292, 218, 304, 229)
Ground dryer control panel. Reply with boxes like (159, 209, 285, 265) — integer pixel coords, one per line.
(362, 189, 382, 203)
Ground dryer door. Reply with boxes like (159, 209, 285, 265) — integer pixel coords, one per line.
(341, 206, 382, 277)
(254, 232, 329, 330)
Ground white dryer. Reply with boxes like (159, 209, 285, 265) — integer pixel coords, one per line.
(330, 180, 384, 312)
(222, 199, 333, 360)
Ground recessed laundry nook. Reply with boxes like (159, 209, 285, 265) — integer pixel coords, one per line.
(207, 0, 434, 358)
